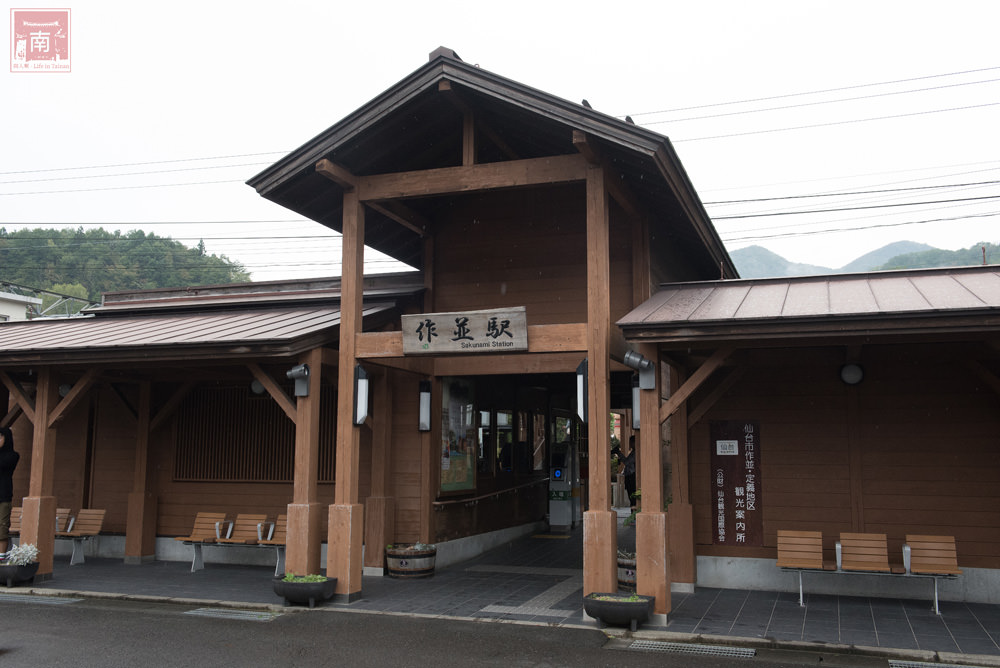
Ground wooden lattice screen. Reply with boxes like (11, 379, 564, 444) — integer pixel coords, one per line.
(174, 384, 336, 482)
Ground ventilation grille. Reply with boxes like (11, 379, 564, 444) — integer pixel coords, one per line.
(629, 640, 756, 658)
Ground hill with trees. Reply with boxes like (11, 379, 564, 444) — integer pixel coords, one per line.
(731, 241, 997, 278)
(0, 227, 251, 304)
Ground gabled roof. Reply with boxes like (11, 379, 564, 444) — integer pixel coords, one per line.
(618, 265, 1000, 344)
(248, 47, 735, 278)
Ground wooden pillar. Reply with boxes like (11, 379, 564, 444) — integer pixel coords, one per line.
(125, 381, 157, 563)
(363, 372, 394, 569)
(328, 188, 365, 600)
(667, 364, 696, 587)
(286, 347, 324, 576)
(636, 342, 669, 613)
(582, 163, 617, 596)
(21, 368, 58, 577)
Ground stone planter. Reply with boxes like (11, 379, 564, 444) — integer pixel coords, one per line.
(583, 592, 654, 631)
(271, 576, 337, 608)
(0, 562, 39, 587)
(385, 545, 436, 578)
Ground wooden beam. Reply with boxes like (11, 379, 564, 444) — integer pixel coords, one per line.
(149, 381, 196, 433)
(688, 366, 746, 426)
(315, 159, 357, 191)
(47, 368, 99, 428)
(247, 363, 297, 422)
(1, 404, 24, 430)
(572, 131, 643, 218)
(0, 372, 35, 425)
(433, 352, 584, 376)
(659, 347, 734, 422)
(367, 200, 429, 237)
(358, 154, 588, 201)
(966, 358, 1000, 396)
(439, 80, 519, 160)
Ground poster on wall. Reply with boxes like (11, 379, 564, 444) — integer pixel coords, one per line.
(440, 378, 476, 493)
(710, 420, 762, 547)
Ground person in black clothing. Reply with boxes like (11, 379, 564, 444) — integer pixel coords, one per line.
(622, 435, 637, 508)
(0, 427, 20, 556)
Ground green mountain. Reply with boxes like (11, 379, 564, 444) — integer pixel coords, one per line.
(731, 241, 997, 278)
(0, 227, 251, 303)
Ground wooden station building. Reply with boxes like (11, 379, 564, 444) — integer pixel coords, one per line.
(2, 48, 999, 610)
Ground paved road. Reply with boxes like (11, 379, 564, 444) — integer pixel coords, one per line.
(0, 595, 899, 668)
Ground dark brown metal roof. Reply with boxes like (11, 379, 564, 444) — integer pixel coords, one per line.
(0, 303, 394, 365)
(618, 265, 1000, 344)
(247, 48, 736, 280)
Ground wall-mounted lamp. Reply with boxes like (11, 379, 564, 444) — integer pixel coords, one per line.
(286, 364, 310, 397)
(840, 363, 864, 386)
(623, 350, 656, 390)
(353, 364, 369, 425)
(631, 374, 641, 430)
(250, 379, 266, 395)
(576, 358, 588, 423)
(418, 380, 432, 431)
(58, 383, 73, 398)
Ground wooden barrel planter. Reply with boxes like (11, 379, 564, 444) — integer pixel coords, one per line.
(385, 544, 437, 578)
(617, 555, 636, 592)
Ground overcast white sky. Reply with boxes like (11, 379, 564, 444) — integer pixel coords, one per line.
(3, 1, 999, 282)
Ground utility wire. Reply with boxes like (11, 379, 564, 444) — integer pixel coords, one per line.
(713, 195, 1000, 219)
(626, 66, 1000, 117)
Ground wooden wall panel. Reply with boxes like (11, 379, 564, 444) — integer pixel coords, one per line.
(430, 185, 636, 323)
(691, 343, 1000, 569)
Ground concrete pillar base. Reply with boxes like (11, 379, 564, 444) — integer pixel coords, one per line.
(285, 502, 324, 576)
(583, 510, 617, 595)
(637, 511, 670, 614)
(328, 504, 364, 597)
(20, 496, 56, 576)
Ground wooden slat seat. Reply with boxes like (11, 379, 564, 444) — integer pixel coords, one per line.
(55, 509, 106, 565)
(905, 535, 962, 576)
(7, 507, 21, 545)
(777, 530, 836, 605)
(905, 534, 962, 615)
(56, 507, 73, 533)
(837, 533, 902, 574)
(216, 513, 268, 545)
(174, 512, 229, 572)
(259, 514, 287, 576)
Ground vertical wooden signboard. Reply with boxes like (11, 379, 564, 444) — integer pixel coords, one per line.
(710, 420, 762, 547)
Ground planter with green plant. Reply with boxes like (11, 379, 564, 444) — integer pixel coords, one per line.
(0, 543, 39, 587)
(583, 591, 654, 631)
(271, 572, 337, 608)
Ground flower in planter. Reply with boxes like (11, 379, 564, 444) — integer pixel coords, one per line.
(2, 543, 39, 566)
(386, 542, 435, 552)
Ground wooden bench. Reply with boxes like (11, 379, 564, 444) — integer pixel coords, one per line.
(55, 509, 106, 565)
(904, 535, 962, 614)
(259, 514, 286, 576)
(9, 506, 73, 546)
(216, 513, 268, 546)
(776, 530, 836, 605)
(778, 531, 960, 615)
(7, 506, 20, 546)
(174, 512, 230, 572)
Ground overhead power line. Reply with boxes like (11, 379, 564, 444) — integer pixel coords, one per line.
(0, 151, 289, 176)
(626, 65, 1000, 117)
(712, 194, 1000, 219)
(704, 179, 1000, 205)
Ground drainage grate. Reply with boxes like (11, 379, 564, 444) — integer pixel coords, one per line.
(629, 640, 756, 658)
(0, 593, 82, 605)
(184, 607, 280, 622)
(889, 662, 972, 668)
